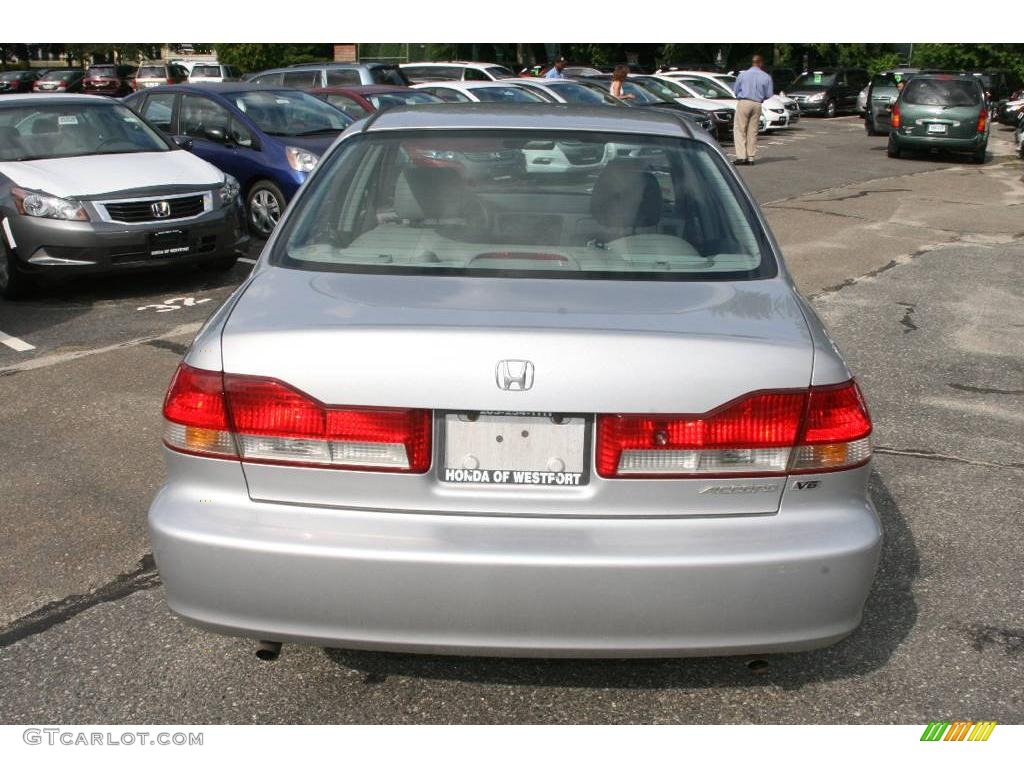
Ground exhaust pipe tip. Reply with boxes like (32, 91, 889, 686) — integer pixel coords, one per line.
(255, 640, 282, 661)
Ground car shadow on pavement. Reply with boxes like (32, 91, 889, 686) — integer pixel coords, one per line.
(324, 470, 919, 696)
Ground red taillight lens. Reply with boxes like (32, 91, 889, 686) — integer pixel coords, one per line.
(58, 80, 67, 87)
(891, 102, 901, 129)
(977, 108, 988, 133)
(596, 381, 871, 478)
(162, 364, 431, 472)
(129, 78, 137, 89)
(162, 364, 236, 459)
(799, 382, 872, 444)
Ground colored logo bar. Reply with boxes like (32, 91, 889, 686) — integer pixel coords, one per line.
(921, 721, 997, 741)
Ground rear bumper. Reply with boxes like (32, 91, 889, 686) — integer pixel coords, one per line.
(891, 131, 987, 152)
(149, 456, 882, 658)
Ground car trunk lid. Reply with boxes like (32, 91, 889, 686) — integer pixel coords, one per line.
(219, 268, 815, 517)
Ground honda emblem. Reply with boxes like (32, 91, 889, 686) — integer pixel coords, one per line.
(495, 360, 534, 391)
(151, 200, 171, 218)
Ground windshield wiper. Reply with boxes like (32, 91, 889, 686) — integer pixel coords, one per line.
(291, 127, 343, 136)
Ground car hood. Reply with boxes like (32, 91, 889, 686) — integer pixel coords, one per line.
(0, 150, 224, 198)
(787, 88, 828, 97)
(679, 96, 735, 111)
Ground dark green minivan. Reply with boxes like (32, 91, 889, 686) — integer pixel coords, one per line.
(888, 73, 988, 163)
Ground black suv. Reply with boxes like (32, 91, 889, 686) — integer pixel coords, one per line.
(786, 67, 870, 117)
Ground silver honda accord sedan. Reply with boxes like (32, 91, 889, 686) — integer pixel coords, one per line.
(149, 104, 881, 658)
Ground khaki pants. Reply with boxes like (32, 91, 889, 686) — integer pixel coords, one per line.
(733, 99, 761, 161)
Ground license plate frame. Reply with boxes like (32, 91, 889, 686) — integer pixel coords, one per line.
(148, 229, 190, 258)
(438, 411, 592, 487)
(927, 123, 948, 134)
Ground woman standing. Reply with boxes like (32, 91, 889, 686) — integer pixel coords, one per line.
(610, 64, 635, 100)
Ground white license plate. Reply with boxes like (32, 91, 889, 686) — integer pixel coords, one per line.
(927, 123, 948, 134)
(442, 412, 588, 486)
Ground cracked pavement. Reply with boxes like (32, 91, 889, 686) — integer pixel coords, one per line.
(0, 116, 1021, 723)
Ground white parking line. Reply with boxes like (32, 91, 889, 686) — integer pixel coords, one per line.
(0, 330, 35, 352)
(238, 257, 257, 264)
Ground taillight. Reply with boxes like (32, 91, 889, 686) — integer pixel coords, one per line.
(596, 381, 871, 478)
(977, 107, 988, 133)
(891, 102, 901, 129)
(58, 80, 67, 87)
(162, 364, 432, 473)
(129, 78, 137, 89)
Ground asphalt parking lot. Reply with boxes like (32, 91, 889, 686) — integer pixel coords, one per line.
(1, 116, 1021, 724)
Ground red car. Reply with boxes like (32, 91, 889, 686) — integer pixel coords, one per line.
(309, 84, 442, 120)
(82, 64, 138, 97)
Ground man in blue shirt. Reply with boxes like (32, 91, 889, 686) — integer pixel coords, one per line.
(732, 55, 774, 166)
(545, 57, 567, 79)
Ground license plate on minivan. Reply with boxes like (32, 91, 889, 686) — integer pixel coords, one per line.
(928, 123, 948, 134)
(441, 412, 589, 486)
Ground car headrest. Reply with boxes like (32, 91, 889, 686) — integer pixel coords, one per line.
(395, 166, 470, 222)
(32, 117, 60, 135)
(0, 126, 24, 159)
(590, 162, 663, 229)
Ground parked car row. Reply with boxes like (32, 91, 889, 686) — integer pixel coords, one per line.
(0, 61, 241, 97)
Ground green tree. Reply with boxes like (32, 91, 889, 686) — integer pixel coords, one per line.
(214, 43, 333, 74)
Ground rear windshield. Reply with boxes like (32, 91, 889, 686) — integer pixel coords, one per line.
(871, 72, 911, 88)
(42, 70, 81, 80)
(191, 65, 222, 77)
(0, 102, 169, 162)
(275, 130, 773, 282)
(903, 78, 982, 107)
(0, 71, 32, 81)
(137, 66, 166, 78)
(87, 66, 117, 77)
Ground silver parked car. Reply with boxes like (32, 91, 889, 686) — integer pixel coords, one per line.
(151, 104, 881, 658)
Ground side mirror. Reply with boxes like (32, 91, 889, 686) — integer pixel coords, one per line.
(204, 126, 227, 143)
(171, 134, 194, 150)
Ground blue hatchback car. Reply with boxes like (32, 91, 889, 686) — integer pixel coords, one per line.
(125, 83, 353, 237)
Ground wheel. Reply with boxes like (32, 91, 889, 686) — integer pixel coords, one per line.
(246, 181, 286, 238)
(0, 242, 31, 299)
(887, 135, 901, 159)
(199, 255, 239, 272)
(825, 99, 837, 118)
(972, 143, 987, 164)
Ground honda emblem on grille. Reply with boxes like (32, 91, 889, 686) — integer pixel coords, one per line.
(151, 200, 171, 218)
(496, 360, 534, 391)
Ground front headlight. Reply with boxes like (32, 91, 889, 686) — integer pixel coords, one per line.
(11, 187, 88, 221)
(808, 92, 826, 102)
(286, 146, 319, 173)
(219, 174, 240, 205)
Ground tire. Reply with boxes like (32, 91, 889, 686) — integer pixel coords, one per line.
(246, 181, 286, 238)
(0, 242, 31, 300)
(887, 135, 901, 159)
(199, 255, 239, 272)
(825, 99, 837, 118)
